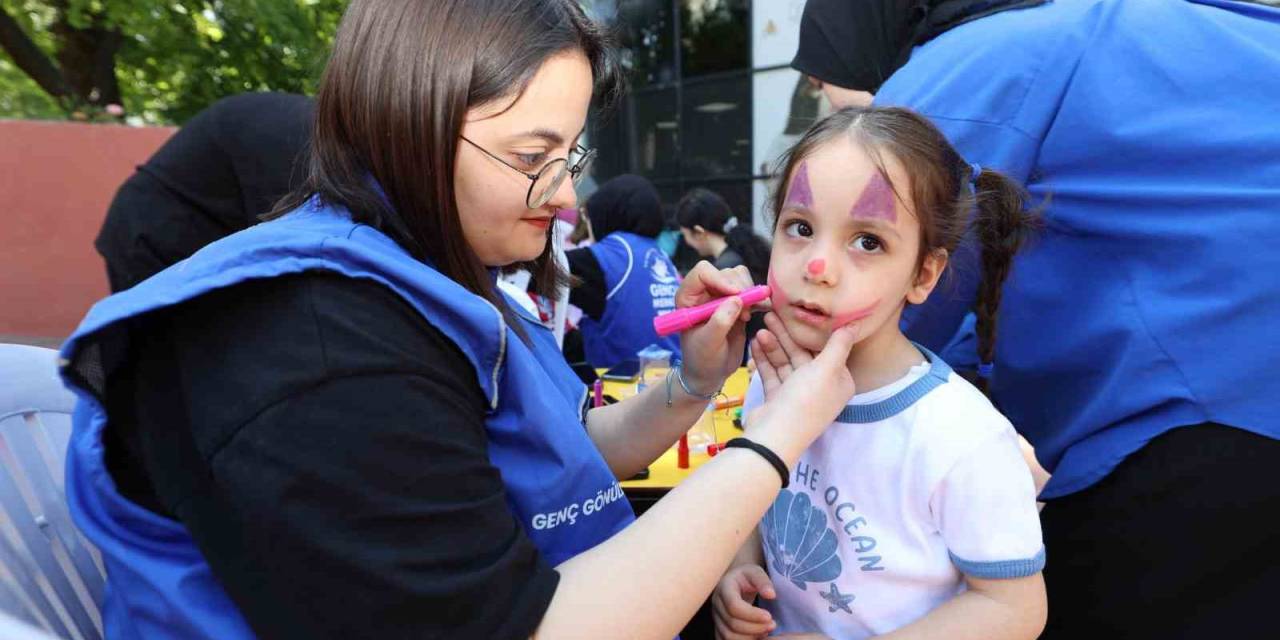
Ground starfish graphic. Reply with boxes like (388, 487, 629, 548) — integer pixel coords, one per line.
(820, 583, 854, 614)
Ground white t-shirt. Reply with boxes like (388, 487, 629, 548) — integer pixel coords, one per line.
(743, 347, 1043, 638)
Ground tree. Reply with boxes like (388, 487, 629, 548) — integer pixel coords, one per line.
(0, 0, 345, 125)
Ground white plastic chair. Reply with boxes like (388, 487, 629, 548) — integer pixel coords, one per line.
(0, 344, 105, 640)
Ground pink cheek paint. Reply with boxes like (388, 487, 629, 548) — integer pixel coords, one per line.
(849, 173, 896, 223)
(831, 299, 880, 328)
(767, 269, 789, 308)
(806, 258, 825, 276)
(785, 161, 815, 209)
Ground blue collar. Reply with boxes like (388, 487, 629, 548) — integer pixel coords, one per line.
(834, 343, 953, 424)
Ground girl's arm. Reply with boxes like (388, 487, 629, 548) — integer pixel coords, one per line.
(874, 574, 1047, 640)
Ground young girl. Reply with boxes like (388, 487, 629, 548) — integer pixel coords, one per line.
(676, 187, 772, 288)
(713, 106, 1046, 640)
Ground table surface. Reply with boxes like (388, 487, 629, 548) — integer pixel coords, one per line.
(609, 367, 752, 493)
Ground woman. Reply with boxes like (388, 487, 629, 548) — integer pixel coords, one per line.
(566, 174, 682, 368)
(57, 2, 860, 639)
(793, 1, 1280, 637)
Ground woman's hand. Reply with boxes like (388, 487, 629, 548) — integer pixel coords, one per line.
(743, 317, 860, 465)
(676, 261, 757, 394)
(712, 564, 777, 640)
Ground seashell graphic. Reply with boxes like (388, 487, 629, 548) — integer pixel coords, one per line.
(761, 489, 843, 591)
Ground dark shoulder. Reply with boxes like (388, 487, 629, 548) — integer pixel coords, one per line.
(158, 271, 485, 444)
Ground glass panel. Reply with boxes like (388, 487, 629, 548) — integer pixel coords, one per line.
(680, 0, 750, 77)
(752, 68, 822, 177)
(681, 74, 751, 178)
(632, 88, 680, 179)
(614, 0, 678, 87)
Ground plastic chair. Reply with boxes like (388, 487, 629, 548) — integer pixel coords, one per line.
(0, 344, 106, 640)
(0, 609, 62, 640)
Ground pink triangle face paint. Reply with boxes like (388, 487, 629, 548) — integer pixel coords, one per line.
(807, 258, 825, 276)
(785, 161, 815, 209)
(849, 173, 897, 222)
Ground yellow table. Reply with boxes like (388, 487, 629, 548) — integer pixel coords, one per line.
(606, 367, 752, 495)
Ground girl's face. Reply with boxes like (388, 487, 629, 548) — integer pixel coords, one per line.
(768, 137, 945, 352)
(679, 226, 713, 257)
(455, 51, 594, 267)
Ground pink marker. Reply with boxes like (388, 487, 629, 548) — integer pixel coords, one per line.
(653, 285, 771, 337)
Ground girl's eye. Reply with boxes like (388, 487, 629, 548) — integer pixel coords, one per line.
(853, 234, 884, 253)
(516, 152, 547, 168)
(783, 219, 813, 238)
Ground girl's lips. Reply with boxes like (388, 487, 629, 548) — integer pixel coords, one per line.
(790, 303, 830, 326)
(788, 299, 879, 328)
(522, 217, 552, 230)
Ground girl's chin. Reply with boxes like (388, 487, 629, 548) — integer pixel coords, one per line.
(776, 315, 831, 352)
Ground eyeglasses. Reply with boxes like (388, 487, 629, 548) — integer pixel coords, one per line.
(460, 136, 596, 209)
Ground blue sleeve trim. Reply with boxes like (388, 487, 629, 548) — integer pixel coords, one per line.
(949, 547, 1045, 579)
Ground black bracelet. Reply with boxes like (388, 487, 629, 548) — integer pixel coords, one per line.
(723, 438, 789, 488)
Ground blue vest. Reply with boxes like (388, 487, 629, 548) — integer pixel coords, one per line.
(579, 232, 682, 368)
(58, 200, 635, 639)
(882, 0, 1280, 498)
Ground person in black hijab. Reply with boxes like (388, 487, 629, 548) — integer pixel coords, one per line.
(791, 0, 1045, 106)
(95, 92, 314, 291)
(790, 2, 1280, 639)
(564, 174, 683, 368)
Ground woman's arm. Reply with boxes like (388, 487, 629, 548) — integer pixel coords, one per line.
(537, 318, 864, 640)
(586, 262, 758, 478)
(874, 574, 1047, 640)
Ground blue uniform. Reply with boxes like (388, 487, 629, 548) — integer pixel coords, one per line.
(879, 0, 1280, 498)
(59, 199, 634, 638)
(579, 232, 683, 367)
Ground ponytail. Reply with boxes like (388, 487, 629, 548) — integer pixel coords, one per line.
(724, 224, 772, 287)
(971, 169, 1040, 393)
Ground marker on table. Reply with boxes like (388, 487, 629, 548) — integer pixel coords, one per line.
(653, 285, 771, 337)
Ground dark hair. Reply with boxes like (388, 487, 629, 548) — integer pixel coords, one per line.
(771, 106, 1038, 392)
(269, 0, 619, 339)
(675, 188, 772, 286)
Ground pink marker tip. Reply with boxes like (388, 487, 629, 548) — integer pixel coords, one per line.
(653, 285, 771, 337)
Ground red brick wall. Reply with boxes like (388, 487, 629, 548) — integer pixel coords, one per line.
(0, 120, 175, 343)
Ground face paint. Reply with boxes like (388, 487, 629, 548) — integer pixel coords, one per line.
(807, 258, 825, 276)
(849, 172, 896, 223)
(767, 269, 788, 307)
(785, 161, 815, 209)
(832, 299, 880, 328)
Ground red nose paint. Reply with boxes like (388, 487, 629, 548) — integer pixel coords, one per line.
(807, 258, 825, 276)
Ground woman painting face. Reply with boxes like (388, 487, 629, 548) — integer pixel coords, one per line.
(454, 50, 595, 267)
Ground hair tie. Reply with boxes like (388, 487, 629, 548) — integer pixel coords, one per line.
(977, 361, 994, 379)
(722, 216, 739, 233)
(970, 162, 983, 186)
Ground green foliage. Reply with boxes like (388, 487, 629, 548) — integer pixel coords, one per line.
(0, 0, 346, 124)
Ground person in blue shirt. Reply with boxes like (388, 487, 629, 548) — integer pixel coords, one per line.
(55, 1, 869, 638)
(566, 174, 683, 368)
(792, 0, 1280, 637)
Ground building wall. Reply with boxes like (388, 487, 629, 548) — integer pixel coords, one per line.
(587, 0, 812, 232)
(0, 120, 175, 344)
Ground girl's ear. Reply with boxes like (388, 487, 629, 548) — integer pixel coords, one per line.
(908, 248, 948, 304)
(693, 225, 707, 235)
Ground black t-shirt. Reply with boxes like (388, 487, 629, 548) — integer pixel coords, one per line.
(102, 272, 558, 639)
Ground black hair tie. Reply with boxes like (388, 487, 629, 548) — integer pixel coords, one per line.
(724, 438, 790, 488)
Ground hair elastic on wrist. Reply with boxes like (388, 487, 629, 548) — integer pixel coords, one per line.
(723, 438, 789, 488)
